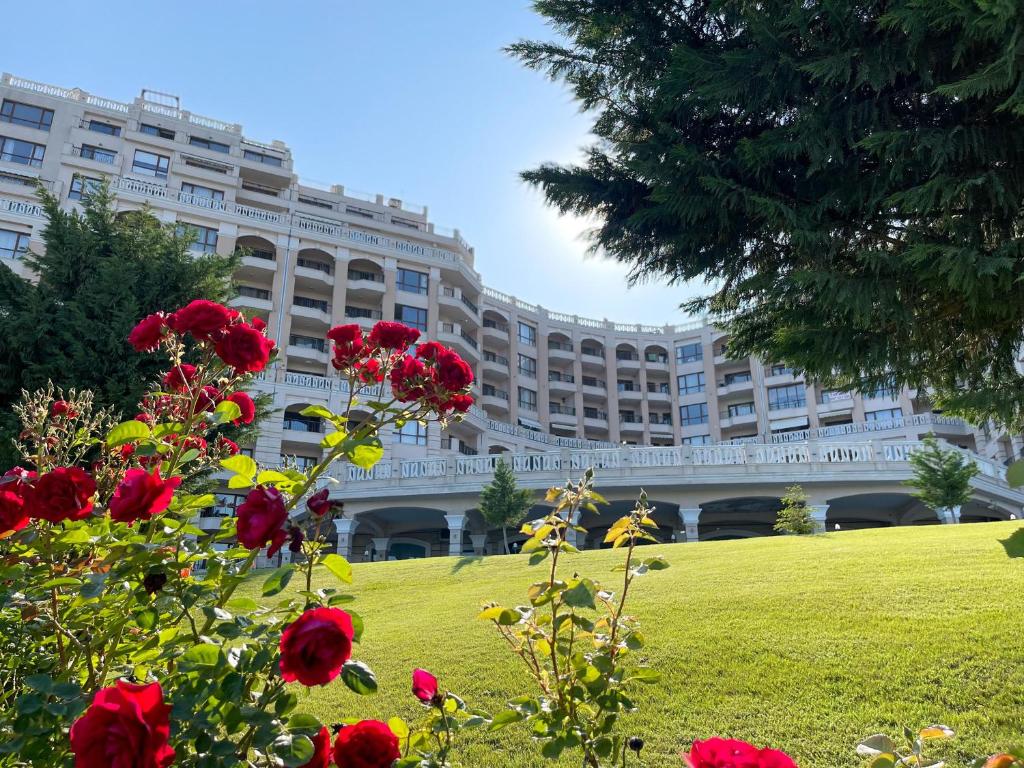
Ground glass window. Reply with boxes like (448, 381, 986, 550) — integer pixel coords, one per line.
(243, 149, 283, 167)
(518, 354, 536, 378)
(682, 434, 712, 445)
(132, 150, 169, 178)
(518, 387, 537, 411)
(865, 408, 903, 422)
(0, 229, 30, 259)
(395, 304, 427, 331)
(728, 402, 756, 417)
(396, 268, 428, 294)
(724, 371, 752, 385)
(79, 144, 116, 164)
(283, 413, 322, 432)
(283, 455, 319, 471)
(768, 384, 806, 410)
(676, 342, 703, 363)
(518, 321, 536, 347)
(87, 120, 121, 136)
(581, 344, 603, 357)
(678, 372, 706, 395)
(0, 100, 53, 131)
(0, 137, 45, 167)
(294, 295, 329, 313)
(211, 493, 244, 518)
(140, 123, 175, 140)
(770, 364, 795, 376)
(177, 223, 218, 254)
(69, 176, 102, 201)
(180, 182, 224, 202)
(238, 285, 271, 301)
(866, 378, 899, 399)
(617, 379, 637, 392)
(189, 136, 230, 153)
(680, 403, 709, 426)
(394, 421, 427, 445)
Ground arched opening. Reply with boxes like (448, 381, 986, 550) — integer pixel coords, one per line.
(237, 234, 276, 262)
(296, 247, 333, 276)
(698, 496, 783, 539)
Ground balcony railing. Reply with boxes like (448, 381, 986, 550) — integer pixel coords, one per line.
(549, 404, 576, 416)
(549, 372, 575, 384)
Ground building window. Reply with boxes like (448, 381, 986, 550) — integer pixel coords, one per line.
(518, 322, 536, 347)
(518, 354, 536, 378)
(396, 268, 428, 295)
(768, 384, 806, 410)
(395, 304, 427, 331)
(177, 223, 218, 254)
(0, 100, 53, 131)
(724, 371, 752, 385)
(140, 123, 175, 140)
(678, 372, 706, 395)
(87, 120, 121, 136)
(770, 364, 795, 376)
(294, 295, 329, 313)
(283, 414, 322, 433)
(518, 387, 537, 411)
(866, 378, 899, 399)
(617, 379, 637, 392)
(69, 176, 102, 201)
(394, 421, 427, 445)
(676, 342, 703, 363)
(189, 136, 231, 153)
(238, 285, 271, 301)
(680, 403, 709, 426)
(0, 229, 30, 260)
(180, 182, 224, 203)
(283, 455, 319, 471)
(243, 149, 283, 167)
(211, 493, 244, 518)
(581, 344, 603, 357)
(132, 150, 170, 179)
(682, 434, 712, 445)
(0, 137, 45, 167)
(728, 402, 756, 417)
(79, 144, 117, 165)
(865, 408, 903, 422)
(289, 334, 326, 352)
(645, 350, 669, 363)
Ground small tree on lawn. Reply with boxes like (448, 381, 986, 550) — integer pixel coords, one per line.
(480, 457, 534, 554)
(774, 484, 815, 535)
(905, 435, 978, 518)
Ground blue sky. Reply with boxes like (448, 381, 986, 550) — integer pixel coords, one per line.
(4, 1, 704, 325)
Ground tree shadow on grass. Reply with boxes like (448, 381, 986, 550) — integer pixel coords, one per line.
(451, 555, 484, 574)
(999, 527, 1024, 558)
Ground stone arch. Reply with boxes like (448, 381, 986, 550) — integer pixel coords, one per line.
(297, 247, 333, 273)
(824, 492, 919, 530)
(698, 496, 783, 539)
(643, 343, 669, 363)
(347, 257, 384, 281)
(236, 234, 276, 261)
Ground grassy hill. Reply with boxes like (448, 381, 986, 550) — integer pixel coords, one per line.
(238, 522, 1024, 767)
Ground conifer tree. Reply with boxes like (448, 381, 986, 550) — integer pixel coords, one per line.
(905, 435, 979, 516)
(512, 0, 1024, 428)
(773, 484, 815, 536)
(479, 458, 534, 554)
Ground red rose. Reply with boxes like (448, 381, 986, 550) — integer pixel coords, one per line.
(327, 324, 364, 369)
(214, 322, 275, 374)
(251, 316, 267, 333)
(0, 467, 34, 535)
(69, 680, 175, 768)
(435, 348, 473, 391)
(685, 738, 795, 768)
(194, 386, 222, 415)
(759, 748, 798, 768)
(412, 668, 439, 704)
(51, 400, 78, 419)
(109, 468, 182, 524)
(356, 358, 382, 384)
(216, 436, 240, 455)
(128, 313, 169, 352)
(236, 485, 288, 555)
(31, 467, 95, 523)
(367, 321, 420, 352)
(447, 393, 474, 413)
(299, 726, 332, 768)
(279, 606, 354, 686)
(226, 391, 256, 425)
(414, 340, 445, 361)
(332, 720, 400, 768)
(162, 364, 198, 392)
(168, 299, 236, 341)
(306, 488, 333, 516)
(389, 355, 427, 402)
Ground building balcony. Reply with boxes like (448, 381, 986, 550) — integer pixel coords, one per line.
(438, 322, 480, 360)
(646, 389, 671, 402)
(649, 421, 673, 435)
(547, 373, 576, 394)
(294, 262, 334, 287)
(481, 353, 509, 376)
(440, 287, 480, 326)
(281, 426, 325, 447)
(482, 322, 509, 346)
(230, 295, 272, 313)
(616, 387, 642, 402)
(581, 381, 606, 397)
(291, 304, 331, 325)
(580, 351, 606, 370)
(616, 356, 641, 372)
(286, 343, 329, 365)
(549, 405, 577, 426)
(720, 410, 758, 429)
(717, 378, 754, 397)
(241, 253, 277, 272)
(817, 391, 855, 417)
(346, 274, 386, 296)
(619, 417, 644, 432)
(547, 345, 575, 363)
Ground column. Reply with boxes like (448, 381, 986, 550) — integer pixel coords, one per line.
(469, 534, 487, 556)
(444, 514, 467, 557)
(809, 504, 829, 533)
(371, 537, 390, 562)
(937, 505, 961, 524)
(678, 508, 701, 543)
(333, 518, 358, 558)
(564, 510, 585, 549)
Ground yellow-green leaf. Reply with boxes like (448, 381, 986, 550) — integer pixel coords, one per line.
(106, 421, 151, 447)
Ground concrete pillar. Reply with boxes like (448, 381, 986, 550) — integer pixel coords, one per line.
(469, 533, 487, 556)
(679, 508, 701, 543)
(937, 505, 961, 524)
(809, 505, 829, 533)
(444, 514, 467, 557)
(371, 537, 390, 561)
(333, 518, 358, 558)
(565, 510, 584, 549)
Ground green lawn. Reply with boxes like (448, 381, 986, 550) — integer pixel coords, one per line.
(238, 522, 1024, 767)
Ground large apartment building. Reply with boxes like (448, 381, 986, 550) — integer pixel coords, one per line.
(2, 73, 1022, 561)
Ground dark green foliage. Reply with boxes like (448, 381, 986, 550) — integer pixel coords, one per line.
(905, 435, 979, 511)
(0, 184, 245, 466)
(513, 0, 1024, 427)
(479, 458, 534, 554)
(774, 484, 814, 536)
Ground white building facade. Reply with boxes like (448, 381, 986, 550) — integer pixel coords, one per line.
(1, 73, 1022, 562)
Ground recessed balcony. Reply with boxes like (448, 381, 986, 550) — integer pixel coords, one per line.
(241, 252, 277, 272)
(440, 287, 480, 326)
(719, 408, 758, 429)
(817, 391, 855, 417)
(482, 351, 509, 376)
(547, 341, 575, 363)
(482, 320, 510, 346)
(619, 416, 644, 432)
(291, 301, 331, 325)
(547, 372, 576, 394)
(717, 376, 754, 397)
(548, 404, 577, 426)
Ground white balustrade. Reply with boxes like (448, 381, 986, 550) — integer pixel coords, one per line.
(400, 458, 447, 479)
(0, 197, 44, 217)
(752, 444, 811, 464)
(630, 446, 683, 468)
(818, 443, 874, 463)
(691, 445, 746, 466)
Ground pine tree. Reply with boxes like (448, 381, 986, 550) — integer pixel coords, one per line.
(479, 458, 535, 554)
(0, 184, 252, 467)
(905, 435, 979, 516)
(774, 484, 815, 536)
(512, 0, 1024, 428)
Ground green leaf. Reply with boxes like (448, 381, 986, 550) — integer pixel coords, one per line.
(346, 441, 383, 470)
(628, 667, 661, 683)
(321, 430, 346, 449)
(488, 710, 524, 731)
(272, 733, 315, 768)
(257, 469, 294, 485)
(212, 400, 242, 424)
(340, 660, 378, 695)
(301, 404, 335, 420)
(262, 565, 294, 597)
(477, 606, 520, 625)
(286, 713, 323, 732)
(562, 578, 597, 609)
(388, 717, 410, 739)
(221, 454, 257, 480)
(320, 553, 353, 584)
(180, 643, 222, 670)
(134, 607, 158, 631)
(106, 420, 151, 447)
